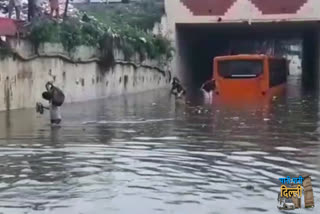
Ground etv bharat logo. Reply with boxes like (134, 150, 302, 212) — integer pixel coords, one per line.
(277, 174, 315, 210)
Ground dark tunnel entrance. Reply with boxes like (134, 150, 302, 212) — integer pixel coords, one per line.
(176, 22, 320, 91)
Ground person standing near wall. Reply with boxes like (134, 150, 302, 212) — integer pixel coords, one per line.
(36, 82, 65, 126)
(28, 0, 43, 21)
(40, 91, 62, 125)
(34, 0, 43, 18)
(8, 0, 21, 20)
(171, 77, 186, 98)
(28, 0, 35, 21)
(49, 0, 59, 18)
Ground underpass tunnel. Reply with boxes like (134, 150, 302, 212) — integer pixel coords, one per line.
(175, 22, 320, 91)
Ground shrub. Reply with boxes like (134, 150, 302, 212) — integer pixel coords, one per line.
(27, 15, 173, 64)
(0, 46, 13, 60)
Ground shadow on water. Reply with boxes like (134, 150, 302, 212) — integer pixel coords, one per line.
(0, 76, 319, 213)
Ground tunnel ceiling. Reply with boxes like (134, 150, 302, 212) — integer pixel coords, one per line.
(176, 21, 320, 37)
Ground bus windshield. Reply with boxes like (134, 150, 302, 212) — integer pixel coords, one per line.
(218, 60, 263, 78)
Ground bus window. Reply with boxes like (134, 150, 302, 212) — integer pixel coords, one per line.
(269, 59, 287, 87)
(218, 60, 263, 78)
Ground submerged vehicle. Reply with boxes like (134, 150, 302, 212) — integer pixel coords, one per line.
(202, 54, 289, 106)
(214, 54, 288, 96)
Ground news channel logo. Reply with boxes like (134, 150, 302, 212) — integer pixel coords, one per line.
(277, 174, 315, 210)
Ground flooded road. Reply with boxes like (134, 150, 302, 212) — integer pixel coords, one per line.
(0, 76, 319, 213)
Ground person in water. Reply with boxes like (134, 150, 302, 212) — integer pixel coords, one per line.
(201, 79, 216, 93)
(200, 79, 216, 102)
(171, 77, 186, 98)
(40, 91, 62, 125)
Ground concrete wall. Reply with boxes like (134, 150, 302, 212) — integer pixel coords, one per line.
(0, 40, 170, 111)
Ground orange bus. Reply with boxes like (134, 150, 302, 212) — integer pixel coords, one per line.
(213, 54, 288, 98)
(201, 54, 289, 107)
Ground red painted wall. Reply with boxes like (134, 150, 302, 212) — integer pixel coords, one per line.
(181, 0, 308, 16)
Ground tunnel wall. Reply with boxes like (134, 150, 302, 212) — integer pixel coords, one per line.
(0, 39, 170, 112)
(302, 31, 317, 88)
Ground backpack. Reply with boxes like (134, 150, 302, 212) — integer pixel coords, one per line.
(46, 82, 65, 106)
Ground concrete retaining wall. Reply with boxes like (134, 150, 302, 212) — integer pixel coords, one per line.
(0, 39, 171, 111)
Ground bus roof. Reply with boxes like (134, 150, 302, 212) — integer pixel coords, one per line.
(214, 54, 285, 61)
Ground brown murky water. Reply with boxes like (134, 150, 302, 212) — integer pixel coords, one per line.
(0, 76, 319, 213)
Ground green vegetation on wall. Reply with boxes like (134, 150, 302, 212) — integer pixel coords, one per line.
(0, 46, 13, 60)
(27, 16, 173, 64)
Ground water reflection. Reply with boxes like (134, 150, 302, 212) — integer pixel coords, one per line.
(0, 76, 318, 213)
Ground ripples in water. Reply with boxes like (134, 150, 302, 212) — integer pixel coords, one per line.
(0, 77, 318, 213)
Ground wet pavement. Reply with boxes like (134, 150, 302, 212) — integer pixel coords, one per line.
(0, 76, 319, 213)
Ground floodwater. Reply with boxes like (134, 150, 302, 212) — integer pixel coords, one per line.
(0, 76, 319, 214)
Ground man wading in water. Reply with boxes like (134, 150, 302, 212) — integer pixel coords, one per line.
(36, 82, 65, 125)
(171, 77, 186, 98)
